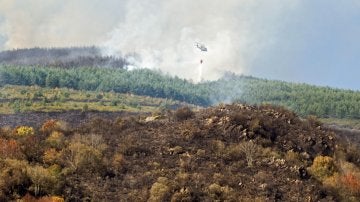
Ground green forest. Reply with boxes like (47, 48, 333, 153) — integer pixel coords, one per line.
(0, 65, 359, 119)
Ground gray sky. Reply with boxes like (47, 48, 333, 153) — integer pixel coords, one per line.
(0, 0, 359, 90)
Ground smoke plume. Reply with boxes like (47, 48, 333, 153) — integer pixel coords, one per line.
(0, 0, 299, 81)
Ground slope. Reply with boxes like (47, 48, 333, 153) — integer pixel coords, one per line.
(2, 104, 360, 201)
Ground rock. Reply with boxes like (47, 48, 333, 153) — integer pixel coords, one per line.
(145, 115, 161, 122)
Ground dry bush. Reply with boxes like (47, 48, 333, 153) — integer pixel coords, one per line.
(306, 115, 322, 127)
(45, 131, 65, 149)
(174, 107, 194, 121)
(41, 120, 69, 134)
(230, 112, 249, 125)
(340, 173, 360, 195)
(27, 165, 58, 196)
(41, 120, 58, 133)
(261, 147, 282, 159)
(323, 172, 340, 189)
(171, 187, 192, 202)
(225, 143, 243, 161)
(111, 153, 126, 175)
(179, 153, 192, 171)
(0, 126, 12, 138)
(249, 118, 261, 132)
(61, 134, 107, 173)
(180, 122, 202, 140)
(285, 150, 302, 165)
(21, 193, 65, 202)
(308, 156, 336, 181)
(43, 148, 62, 165)
(239, 141, 260, 167)
(211, 140, 225, 157)
(0, 159, 29, 199)
(0, 138, 24, 159)
(149, 177, 172, 202)
(207, 183, 236, 201)
(175, 172, 190, 186)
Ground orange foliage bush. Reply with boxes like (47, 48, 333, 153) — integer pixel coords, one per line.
(21, 193, 65, 202)
(0, 138, 23, 159)
(341, 173, 360, 195)
(41, 119, 58, 133)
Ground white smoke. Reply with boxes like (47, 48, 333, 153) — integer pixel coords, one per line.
(0, 0, 300, 81)
(102, 0, 300, 81)
(0, 0, 126, 48)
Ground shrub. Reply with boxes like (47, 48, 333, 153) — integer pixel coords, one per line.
(149, 177, 171, 202)
(0, 159, 29, 198)
(207, 183, 236, 200)
(309, 156, 336, 181)
(211, 140, 225, 157)
(27, 165, 57, 196)
(63, 92, 70, 98)
(14, 126, 35, 136)
(21, 193, 65, 202)
(41, 120, 58, 133)
(224, 143, 243, 161)
(174, 107, 194, 121)
(171, 187, 192, 202)
(110, 100, 118, 106)
(239, 141, 259, 167)
(45, 131, 65, 149)
(41, 120, 68, 134)
(340, 173, 360, 195)
(249, 118, 261, 132)
(96, 94, 103, 99)
(82, 104, 88, 112)
(43, 148, 62, 165)
(111, 153, 126, 175)
(285, 150, 302, 165)
(0, 138, 24, 159)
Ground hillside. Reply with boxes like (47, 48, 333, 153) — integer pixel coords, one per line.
(205, 73, 360, 119)
(0, 47, 126, 68)
(0, 85, 193, 128)
(0, 64, 359, 120)
(1, 104, 359, 201)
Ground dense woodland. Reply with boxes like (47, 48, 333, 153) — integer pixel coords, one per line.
(0, 65, 359, 119)
(0, 47, 126, 68)
(0, 66, 211, 106)
(205, 73, 360, 119)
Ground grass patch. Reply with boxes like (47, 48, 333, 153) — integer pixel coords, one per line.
(0, 85, 189, 114)
(320, 118, 360, 130)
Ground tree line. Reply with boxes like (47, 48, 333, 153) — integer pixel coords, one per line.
(0, 47, 126, 68)
(205, 73, 360, 119)
(0, 65, 359, 119)
(0, 66, 211, 106)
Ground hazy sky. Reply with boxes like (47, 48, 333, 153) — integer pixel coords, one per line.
(0, 0, 359, 90)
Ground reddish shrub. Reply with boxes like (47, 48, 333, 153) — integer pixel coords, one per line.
(41, 119, 58, 133)
(341, 173, 360, 195)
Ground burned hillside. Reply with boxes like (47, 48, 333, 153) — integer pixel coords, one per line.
(0, 104, 359, 201)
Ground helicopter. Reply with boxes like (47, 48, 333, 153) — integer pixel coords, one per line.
(195, 42, 207, 52)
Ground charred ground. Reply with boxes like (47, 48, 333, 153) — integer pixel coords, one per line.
(1, 104, 359, 201)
